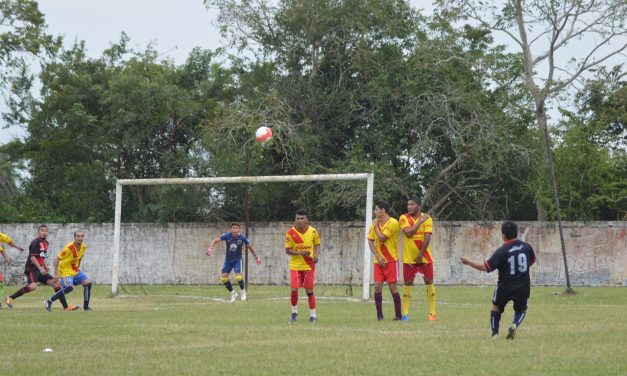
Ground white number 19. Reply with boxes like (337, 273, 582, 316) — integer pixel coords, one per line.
(508, 253, 528, 275)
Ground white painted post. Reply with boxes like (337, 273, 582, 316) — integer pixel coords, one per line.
(362, 173, 374, 301)
(111, 182, 123, 295)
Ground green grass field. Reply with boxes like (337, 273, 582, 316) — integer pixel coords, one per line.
(1, 285, 626, 375)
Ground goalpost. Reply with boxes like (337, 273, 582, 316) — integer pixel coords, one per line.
(111, 173, 375, 300)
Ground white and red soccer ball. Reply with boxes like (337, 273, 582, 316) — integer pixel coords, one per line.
(256, 126, 273, 143)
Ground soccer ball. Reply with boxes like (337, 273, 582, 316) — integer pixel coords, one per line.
(256, 126, 273, 143)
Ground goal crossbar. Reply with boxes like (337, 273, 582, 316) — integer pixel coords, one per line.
(111, 173, 375, 300)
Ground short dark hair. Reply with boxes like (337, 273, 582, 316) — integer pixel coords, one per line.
(74, 229, 84, 237)
(407, 196, 422, 204)
(375, 200, 391, 215)
(230, 223, 240, 228)
(38, 224, 48, 230)
(501, 221, 518, 240)
(295, 209, 308, 218)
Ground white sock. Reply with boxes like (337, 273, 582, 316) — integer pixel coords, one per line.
(310, 309, 316, 318)
(291, 305, 298, 314)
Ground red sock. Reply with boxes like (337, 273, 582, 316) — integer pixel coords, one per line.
(290, 290, 298, 306)
(307, 292, 316, 309)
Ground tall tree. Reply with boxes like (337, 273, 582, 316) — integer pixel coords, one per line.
(438, 0, 627, 292)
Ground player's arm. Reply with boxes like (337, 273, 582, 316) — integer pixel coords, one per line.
(285, 248, 309, 256)
(30, 255, 48, 274)
(246, 243, 262, 265)
(313, 244, 320, 263)
(206, 237, 222, 256)
(415, 233, 431, 263)
(402, 213, 430, 237)
(372, 220, 388, 242)
(0, 249, 9, 263)
(7, 240, 24, 252)
(459, 256, 488, 271)
(368, 239, 387, 266)
(53, 255, 61, 279)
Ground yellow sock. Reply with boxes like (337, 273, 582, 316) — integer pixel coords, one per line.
(426, 284, 436, 316)
(402, 285, 413, 316)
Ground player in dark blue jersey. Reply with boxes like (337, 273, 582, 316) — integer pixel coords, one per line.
(207, 223, 261, 302)
(460, 221, 536, 339)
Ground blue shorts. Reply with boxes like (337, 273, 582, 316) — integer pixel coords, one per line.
(221, 259, 242, 274)
(60, 271, 89, 287)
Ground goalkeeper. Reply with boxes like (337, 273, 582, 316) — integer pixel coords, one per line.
(207, 223, 261, 302)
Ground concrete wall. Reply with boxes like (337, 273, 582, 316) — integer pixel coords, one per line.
(0, 221, 625, 287)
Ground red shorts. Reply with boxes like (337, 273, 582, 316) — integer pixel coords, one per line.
(373, 261, 398, 284)
(290, 269, 315, 289)
(0, 272, 3, 282)
(403, 262, 434, 281)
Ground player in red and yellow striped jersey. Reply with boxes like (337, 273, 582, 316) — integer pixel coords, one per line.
(399, 196, 436, 321)
(44, 230, 91, 311)
(367, 201, 402, 321)
(285, 209, 321, 323)
(0, 231, 25, 308)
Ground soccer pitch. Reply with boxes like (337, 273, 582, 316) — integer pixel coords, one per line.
(2, 285, 625, 375)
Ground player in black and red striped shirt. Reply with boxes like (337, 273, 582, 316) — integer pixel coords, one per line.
(5, 225, 77, 311)
(460, 221, 536, 339)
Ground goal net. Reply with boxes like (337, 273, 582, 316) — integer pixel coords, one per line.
(111, 174, 375, 300)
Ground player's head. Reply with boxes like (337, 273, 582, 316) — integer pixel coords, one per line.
(501, 221, 518, 240)
(74, 229, 85, 244)
(230, 223, 241, 236)
(374, 201, 391, 218)
(38, 224, 48, 239)
(407, 195, 422, 214)
(295, 209, 309, 228)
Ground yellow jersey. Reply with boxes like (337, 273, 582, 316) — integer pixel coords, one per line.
(367, 217, 400, 264)
(0, 232, 12, 253)
(399, 213, 433, 264)
(285, 226, 320, 271)
(57, 241, 86, 277)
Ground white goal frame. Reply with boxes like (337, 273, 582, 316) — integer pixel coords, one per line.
(111, 173, 375, 300)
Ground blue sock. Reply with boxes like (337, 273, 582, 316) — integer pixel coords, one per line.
(491, 311, 501, 336)
(51, 285, 73, 302)
(513, 311, 526, 327)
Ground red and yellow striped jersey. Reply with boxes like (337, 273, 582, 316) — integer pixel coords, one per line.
(399, 213, 433, 264)
(367, 217, 400, 264)
(0, 232, 12, 253)
(57, 241, 86, 277)
(285, 226, 320, 271)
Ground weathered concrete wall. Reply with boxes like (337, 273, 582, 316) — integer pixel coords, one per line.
(0, 221, 625, 286)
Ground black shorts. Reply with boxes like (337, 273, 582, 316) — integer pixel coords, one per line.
(492, 285, 529, 312)
(25, 269, 53, 285)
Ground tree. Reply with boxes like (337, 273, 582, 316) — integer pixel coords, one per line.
(438, 0, 627, 292)
(1, 0, 60, 124)
(207, 0, 536, 220)
(2, 37, 232, 222)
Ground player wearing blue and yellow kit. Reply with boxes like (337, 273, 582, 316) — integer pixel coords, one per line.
(208, 223, 261, 302)
(45, 229, 92, 311)
(0, 231, 24, 308)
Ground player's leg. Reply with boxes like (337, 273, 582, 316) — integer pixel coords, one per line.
(508, 288, 530, 340)
(421, 263, 436, 320)
(490, 287, 507, 338)
(289, 270, 301, 322)
(401, 264, 417, 320)
(304, 268, 316, 322)
(73, 271, 92, 311)
(220, 261, 237, 302)
(44, 276, 74, 312)
(233, 259, 246, 301)
(386, 262, 402, 320)
(7, 271, 39, 307)
(373, 264, 385, 321)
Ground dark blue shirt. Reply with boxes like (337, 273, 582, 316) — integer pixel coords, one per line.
(220, 232, 250, 261)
